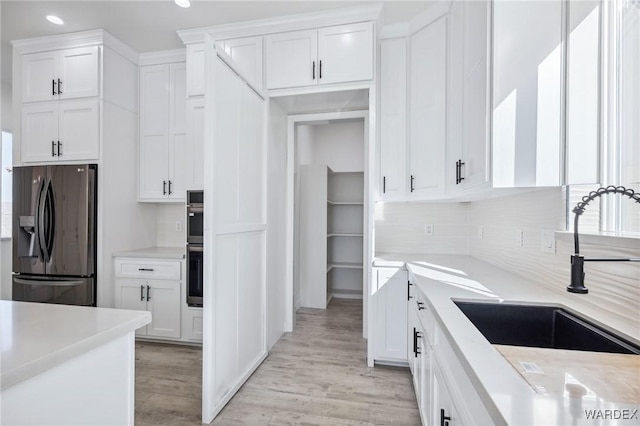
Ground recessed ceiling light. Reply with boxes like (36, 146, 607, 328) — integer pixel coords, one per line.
(174, 0, 191, 8)
(46, 15, 64, 25)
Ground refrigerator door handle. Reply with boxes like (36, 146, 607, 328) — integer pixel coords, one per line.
(37, 179, 55, 262)
(36, 179, 48, 261)
(14, 277, 84, 287)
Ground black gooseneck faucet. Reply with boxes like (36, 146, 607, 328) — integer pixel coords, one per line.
(568, 185, 640, 294)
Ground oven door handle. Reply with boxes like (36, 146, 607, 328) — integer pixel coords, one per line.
(187, 207, 204, 214)
(188, 245, 204, 253)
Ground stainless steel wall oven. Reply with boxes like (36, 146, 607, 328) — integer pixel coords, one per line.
(186, 190, 203, 306)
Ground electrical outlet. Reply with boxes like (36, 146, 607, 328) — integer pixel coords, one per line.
(424, 224, 434, 236)
(478, 225, 484, 240)
(176, 221, 183, 232)
(541, 229, 556, 253)
(515, 230, 524, 247)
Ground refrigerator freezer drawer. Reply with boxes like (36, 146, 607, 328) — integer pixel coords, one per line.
(12, 275, 95, 306)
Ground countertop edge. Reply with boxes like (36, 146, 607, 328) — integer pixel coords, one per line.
(1, 311, 151, 391)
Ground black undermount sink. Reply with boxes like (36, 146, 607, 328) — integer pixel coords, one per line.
(454, 301, 640, 355)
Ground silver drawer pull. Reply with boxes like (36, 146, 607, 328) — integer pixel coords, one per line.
(138, 268, 154, 272)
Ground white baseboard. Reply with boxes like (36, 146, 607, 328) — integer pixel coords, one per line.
(331, 292, 363, 300)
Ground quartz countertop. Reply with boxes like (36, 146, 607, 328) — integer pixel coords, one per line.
(0, 301, 151, 390)
(112, 246, 185, 259)
(374, 253, 640, 425)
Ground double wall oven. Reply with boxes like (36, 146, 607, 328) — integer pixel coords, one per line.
(186, 191, 203, 306)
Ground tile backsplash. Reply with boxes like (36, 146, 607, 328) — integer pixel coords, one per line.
(156, 204, 186, 247)
(375, 201, 469, 254)
(375, 188, 640, 326)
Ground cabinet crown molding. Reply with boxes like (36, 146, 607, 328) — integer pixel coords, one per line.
(11, 29, 139, 65)
(139, 49, 186, 66)
(177, 4, 382, 45)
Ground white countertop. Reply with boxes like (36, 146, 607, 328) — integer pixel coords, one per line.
(112, 246, 185, 259)
(0, 301, 151, 390)
(375, 253, 640, 425)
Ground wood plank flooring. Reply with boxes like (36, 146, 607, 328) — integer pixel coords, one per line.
(135, 298, 420, 425)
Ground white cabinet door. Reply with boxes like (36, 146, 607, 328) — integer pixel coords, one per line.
(223, 36, 263, 90)
(379, 38, 407, 201)
(58, 46, 100, 100)
(460, 1, 490, 190)
(408, 16, 447, 199)
(374, 268, 408, 362)
(21, 102, 59, 163)
(57, 99, 100, 161)
(21, 51, 58, 103)
(115, 279, 149, 336)
(186, 43, 205, 97)
(186, 98, 205, 190)
(139, 64, 170, 200)
(492, 0, 563, 187)
(168, 62, 187, 200)
(317, 22, 373, 85)
(265, 29, 317, 89)
(432, 358, 460, 426)
(146, 280, 182, 339)
(418, 324, 433, 425)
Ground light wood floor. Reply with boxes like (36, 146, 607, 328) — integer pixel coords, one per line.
(135, 298, 420, 425)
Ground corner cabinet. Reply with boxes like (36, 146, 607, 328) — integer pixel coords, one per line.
(407, 16, 447, 200)
(372, 267, 408, 363)
(139, 62, 187, 202)
(265, 22, 373, 90)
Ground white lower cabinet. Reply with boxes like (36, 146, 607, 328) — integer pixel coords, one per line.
(114, 258, 187, 341)
(115, 278, 181, 339)
(373, 267, 408, 363)
(407, 272, 493, 426)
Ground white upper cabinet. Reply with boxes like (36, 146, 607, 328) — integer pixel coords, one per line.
(447, 0, 490, 193)
(222, 36, 264, 90)
(21, 99, 99, 163)
(265, 29, 318, 89)
(408, 16, 447, 200)
(139, 62, 187, 202)
(379, 38, 407, 201)
(265, 22, 373, 90)
(317, 23, 373, 85)
(186, 43, 205, 97)
(22, 46, 99, 103)
(492, 0, 563, 188)
(185, 98, 205, 190)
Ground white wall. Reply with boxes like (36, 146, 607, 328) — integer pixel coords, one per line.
(297, 120, 365, 172)
(1, 81, 12, 300)
(469, 188, 640, 327)
(156, 204, 185, 247)
(375, 202, 469, 254)
(1, 82, 11, 130)
(266, 100, 287, 349)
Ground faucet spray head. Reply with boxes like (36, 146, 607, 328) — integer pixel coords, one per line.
(567, 255, 588, 294)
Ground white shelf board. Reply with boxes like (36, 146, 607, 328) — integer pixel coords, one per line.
(327, 233, 364, 238)
(327, 262, 364, 272)
(327, 200, 364, 206)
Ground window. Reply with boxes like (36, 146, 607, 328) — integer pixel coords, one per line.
(2, 131, 12, 239)
(567, 0, 639, 237)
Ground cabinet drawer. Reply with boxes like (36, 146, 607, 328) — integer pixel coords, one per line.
(115, 258, 181, 280)
(415, 290, 437, 348)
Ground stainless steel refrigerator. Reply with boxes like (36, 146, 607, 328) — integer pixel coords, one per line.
(12, 164, 97, 306)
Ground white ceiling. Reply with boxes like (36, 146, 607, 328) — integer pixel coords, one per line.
(1, 1, 435, 85)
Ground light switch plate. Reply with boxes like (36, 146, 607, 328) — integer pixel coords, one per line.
(541, 229, 556, 253)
